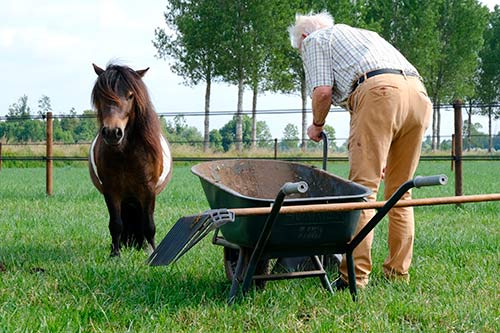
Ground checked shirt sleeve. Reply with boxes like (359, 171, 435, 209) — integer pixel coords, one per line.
(302, 36, 334, 98)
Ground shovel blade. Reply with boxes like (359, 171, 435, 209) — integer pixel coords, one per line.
(148, 209, 235, 267)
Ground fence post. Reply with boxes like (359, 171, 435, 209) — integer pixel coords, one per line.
(453, 100, 463, 202)
(0, 142, 2, 171)
(451, 134, 455, 171)
(46, 112, 53, 195)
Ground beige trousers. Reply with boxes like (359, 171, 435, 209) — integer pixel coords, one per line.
(339, 74, 432, 287)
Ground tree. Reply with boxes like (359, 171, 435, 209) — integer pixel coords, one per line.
(265, 1, 308, 150)
(154, 0, 224, 152)
(59, 108, 79, 142)
(426, 0, 488, 150)
(477, 6, 500, 152)
(493, 131, 500, 150)
(74, 110, 99, 142)
(463, 121, 487, 149)
(7, 95, 31, 118)
(463, 101, 482, 151)
(322, 124, 337, 151)
(5, 95, 44, 142)
(38, 95, 52, 117)
(209, 129, 223, 152)
(255, 121, 273, 148)
(162, 115, 203, 146)
(218, 115, 272, 152)
(215, 0, 274, 152)
(280, 123, 299, 151)
(366, 0, 439, 81)
(366, 0, 488, 150)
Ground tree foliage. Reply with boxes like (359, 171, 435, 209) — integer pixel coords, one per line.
(161, 115, 203, 146)
(476, 6, 500, 151)
(154, 0, 225, 152)
(216, 114, 272, 152)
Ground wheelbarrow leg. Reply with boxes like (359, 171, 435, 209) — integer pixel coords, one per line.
(241, 182, 308, 296)
(228, 250, 246, 304)
(346, 250, 357, 301)
(311, 255, 334, 294)
(241, 251, 262, 296)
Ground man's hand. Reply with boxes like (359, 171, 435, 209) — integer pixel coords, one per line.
(307, 124, 323, 142)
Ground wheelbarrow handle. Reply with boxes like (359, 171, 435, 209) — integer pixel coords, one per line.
(413, 175, 448, 188)
(348, 174, 448, 251)
(281, 181, 309, 196)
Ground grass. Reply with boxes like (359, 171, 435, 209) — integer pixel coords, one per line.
(0, 161, 498, 332)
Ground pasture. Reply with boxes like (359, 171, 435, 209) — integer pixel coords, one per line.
(0, 161, 498, 332)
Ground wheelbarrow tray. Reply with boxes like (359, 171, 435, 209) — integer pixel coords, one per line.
(191, 159, 371, 256)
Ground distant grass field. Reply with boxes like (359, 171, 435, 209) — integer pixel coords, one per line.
(0, 161, 498, 332)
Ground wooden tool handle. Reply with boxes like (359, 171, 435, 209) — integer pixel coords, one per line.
(230, 193, 500, 217)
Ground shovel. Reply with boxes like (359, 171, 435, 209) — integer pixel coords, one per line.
(148, 209, 235, 266)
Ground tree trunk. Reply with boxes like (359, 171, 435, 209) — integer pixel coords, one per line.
(488, 106, 492, 153)
(251, 83, 257, 150)
(437, 105, 441, 150)
(236, 74, 244, 152)
(300, 75, 307, 152)
(203, 76, 211, 153)
(467, 101, 472, 151)
(432, 101, 438, 151)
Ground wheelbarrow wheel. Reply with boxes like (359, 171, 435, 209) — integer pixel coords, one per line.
(223, 247, 269, 289)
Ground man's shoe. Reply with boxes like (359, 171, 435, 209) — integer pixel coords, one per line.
(333, 277, 349, 291)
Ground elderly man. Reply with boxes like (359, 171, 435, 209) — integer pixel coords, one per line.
(289, 12, 432, 289)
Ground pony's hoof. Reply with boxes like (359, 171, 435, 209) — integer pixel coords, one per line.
(146, 244, 155, 255)
(110, 247, 121, 258)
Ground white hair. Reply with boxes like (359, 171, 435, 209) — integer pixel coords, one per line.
(288, 12, 334, 48)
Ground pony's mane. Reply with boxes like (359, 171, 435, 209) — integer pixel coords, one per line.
(91, 64, 162, 159)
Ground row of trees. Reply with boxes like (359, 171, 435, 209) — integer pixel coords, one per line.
(154, 0, 500, 152)
(1, 94, 339, 151)
(0, 95, 97, 143)
(3, 94, 499, 152)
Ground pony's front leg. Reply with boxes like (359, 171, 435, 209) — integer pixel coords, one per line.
(143, 193, 156, 253)
(104, 194, 122, 257)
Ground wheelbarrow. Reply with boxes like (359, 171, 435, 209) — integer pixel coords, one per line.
(188, 160, 446, 303)
(148, 136, 448, 303)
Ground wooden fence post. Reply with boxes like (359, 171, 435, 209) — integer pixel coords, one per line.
(46, 112, 53, 195)
(451, 134, 455, 171)
(453, 100, 463, 202)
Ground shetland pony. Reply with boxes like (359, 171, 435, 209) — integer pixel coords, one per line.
(89, 63, 172, 257)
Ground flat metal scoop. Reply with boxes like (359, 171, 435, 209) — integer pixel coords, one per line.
(148, 209, 235, 266)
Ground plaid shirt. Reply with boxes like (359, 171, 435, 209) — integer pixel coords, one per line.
(301, 24, 419, 105)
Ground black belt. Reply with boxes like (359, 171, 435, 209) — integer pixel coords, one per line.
(352, 68, 419, 91)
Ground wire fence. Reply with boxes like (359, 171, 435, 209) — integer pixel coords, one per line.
(1, 103, 499, 168)
(1, 102, 500, 122)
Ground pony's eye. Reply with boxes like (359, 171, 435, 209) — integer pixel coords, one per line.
(127, 92, 134, 100)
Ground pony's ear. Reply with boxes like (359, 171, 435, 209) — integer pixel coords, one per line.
(93, 64, 105, 76)
(136, 67, 149, 77)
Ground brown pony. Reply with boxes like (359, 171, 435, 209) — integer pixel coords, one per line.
(89, 63, 172, 257)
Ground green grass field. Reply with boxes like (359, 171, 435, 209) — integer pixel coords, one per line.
(0, 161, 498, 332)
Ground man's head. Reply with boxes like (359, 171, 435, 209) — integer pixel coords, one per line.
(288, 12, 334, 50)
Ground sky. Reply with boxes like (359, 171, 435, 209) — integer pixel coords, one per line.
(1, 0, 498, 141)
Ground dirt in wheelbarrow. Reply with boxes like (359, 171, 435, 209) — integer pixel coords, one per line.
(203, 160, 313, 200)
